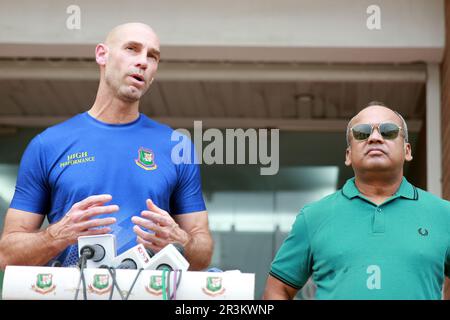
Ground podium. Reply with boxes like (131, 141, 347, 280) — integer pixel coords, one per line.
(2, 266, 254, 300)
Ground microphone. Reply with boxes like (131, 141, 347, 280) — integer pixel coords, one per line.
(111, 243, 153, 269)
(50, 260, 62, 267)
(145, 243, 189, 271)
(77, 234, 117, 268)
(80, 244, 105, 262)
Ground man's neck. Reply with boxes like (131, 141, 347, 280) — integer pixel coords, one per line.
(88, 88, 140, 124)
(354, 171, 403, 205)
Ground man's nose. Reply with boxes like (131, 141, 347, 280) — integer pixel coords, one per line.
(367, 126, 384, 143)
(135, 53, 148, 70)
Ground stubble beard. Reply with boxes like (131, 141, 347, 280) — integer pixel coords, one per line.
(105, 70, 145, 103)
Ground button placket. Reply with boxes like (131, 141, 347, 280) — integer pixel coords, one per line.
(372, 207, 385, 234)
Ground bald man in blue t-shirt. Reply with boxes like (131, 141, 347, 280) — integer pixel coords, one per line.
(0, 23, 213, 270)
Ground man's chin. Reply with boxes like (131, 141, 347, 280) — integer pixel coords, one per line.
(119, 94, 140, 103)
(119, 87, 144, 102)
(360, 161, 394, 172)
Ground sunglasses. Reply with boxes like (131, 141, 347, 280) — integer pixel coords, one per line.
(351, 122, 403, 141)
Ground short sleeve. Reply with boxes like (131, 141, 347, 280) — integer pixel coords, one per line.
(446, 228, 450, 278)
(170, 138, 206, 214)
(269, 211, 313, 289)
(9, 135, 50, 214)
(445, 247, 450, 278)
(446, 201, 450, 278)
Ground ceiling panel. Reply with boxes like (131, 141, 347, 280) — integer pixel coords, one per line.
(0, 78, 426, 126)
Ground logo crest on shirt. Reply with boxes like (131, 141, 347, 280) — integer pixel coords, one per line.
(418, 228, 429, 237)
(135, 147, 157, 171)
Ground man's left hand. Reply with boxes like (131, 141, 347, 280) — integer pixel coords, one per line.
(131, 199, 190, 253)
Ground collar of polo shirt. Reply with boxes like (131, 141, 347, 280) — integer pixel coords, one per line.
(342, 177, 418, 201)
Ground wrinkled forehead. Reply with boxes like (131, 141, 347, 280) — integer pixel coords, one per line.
(351, 106, 403, 127)
(105, 24, 160, 49)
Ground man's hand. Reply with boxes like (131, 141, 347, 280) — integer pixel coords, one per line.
(46, 194, 118, 248)
(131, 199, 190, 253)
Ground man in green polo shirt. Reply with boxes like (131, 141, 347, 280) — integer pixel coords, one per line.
(263, 102, 450, 300)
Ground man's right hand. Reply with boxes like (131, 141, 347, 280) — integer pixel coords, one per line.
(46, 194, 118, 248)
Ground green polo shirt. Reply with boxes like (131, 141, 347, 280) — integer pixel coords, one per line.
(270, 177, 450, 300)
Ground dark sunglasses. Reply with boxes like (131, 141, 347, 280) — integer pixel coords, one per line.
(351, 122, 403, 141)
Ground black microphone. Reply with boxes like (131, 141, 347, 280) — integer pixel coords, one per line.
(111, 244, 153, 269)
(80, 244, 106, 262)
(117, 258, 138, 269)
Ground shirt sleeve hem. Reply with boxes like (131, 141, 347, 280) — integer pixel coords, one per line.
(269, 270, 301, 290)
(172, 203, 206, 215)
(9, 201, 46, 215)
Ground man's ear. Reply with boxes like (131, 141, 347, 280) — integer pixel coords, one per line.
(95, 43, 108, 66)
(345, 147, 352, 166)
(404, 142, 413, 162)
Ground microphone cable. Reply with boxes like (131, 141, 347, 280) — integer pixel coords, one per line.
(161, 268, 169, 300)
(74, 254, 88, 300)
(171, 270, 177, 300)
(124, 268, 144, 300)
(169, 270, 183, 300)
(162, 268, 183, 300)
(105, 266, 125, 300)
(75, 244, 105, 300)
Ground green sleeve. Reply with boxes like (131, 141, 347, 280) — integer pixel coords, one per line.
(446, 222, 450, 278)
(446, 248, 450, 278)
(269, 210, 313, 289)
(446, 202, 450, 278)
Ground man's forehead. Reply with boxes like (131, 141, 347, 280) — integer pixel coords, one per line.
(105, 23, 159, 48)
(352, 105, 402, 125)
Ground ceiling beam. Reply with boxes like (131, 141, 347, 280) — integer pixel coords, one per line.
(0, 116, 423, 133)
(0, 60, 427, 82)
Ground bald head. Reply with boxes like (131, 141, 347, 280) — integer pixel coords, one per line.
(105, 22, 159, 48)
(95, 22, 160, 103)
(346, 104, 409, 146)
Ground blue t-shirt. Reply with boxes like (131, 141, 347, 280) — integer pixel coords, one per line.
(10, 112, 206, 266)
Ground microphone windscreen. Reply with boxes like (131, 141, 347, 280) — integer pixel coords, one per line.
(118, 258, 138, 269)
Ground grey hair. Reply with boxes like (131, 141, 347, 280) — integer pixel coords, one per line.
(346, 102, 409, 146)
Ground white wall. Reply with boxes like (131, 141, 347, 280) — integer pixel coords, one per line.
(0, 0, 444, 62)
